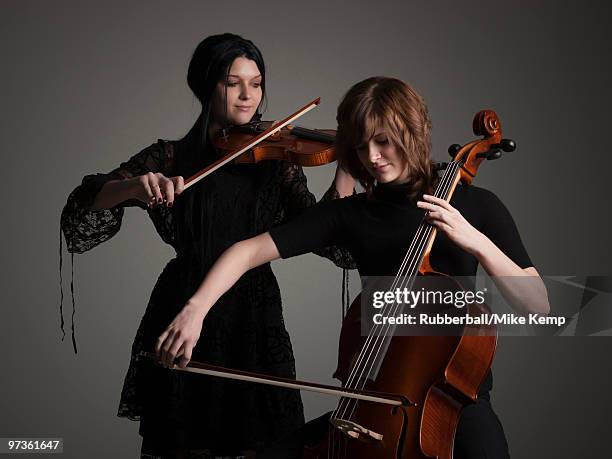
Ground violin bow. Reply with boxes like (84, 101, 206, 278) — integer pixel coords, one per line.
(183, 97, 321, 191)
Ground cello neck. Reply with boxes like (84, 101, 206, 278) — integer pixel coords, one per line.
(396, 160, 463, 280)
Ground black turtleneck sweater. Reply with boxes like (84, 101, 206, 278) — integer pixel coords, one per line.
(270, 182, 532, 277)
(270, 182, 533, 395)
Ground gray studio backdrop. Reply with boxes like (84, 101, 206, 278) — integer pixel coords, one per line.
(2, 1, 611, 458)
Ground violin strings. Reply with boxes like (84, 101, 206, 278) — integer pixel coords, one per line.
(340, 161, 459, 423)
(332, 161, 460, 424)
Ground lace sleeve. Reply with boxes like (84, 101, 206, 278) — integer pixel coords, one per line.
(60, 140, 172, 254)
(58, 140, 173, 354)
(276, 162, 357, 270)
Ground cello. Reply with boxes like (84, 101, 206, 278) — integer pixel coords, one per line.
(304, 109, 516, 458)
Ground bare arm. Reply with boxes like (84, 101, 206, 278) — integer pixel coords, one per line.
(418, 194, 550, 315)
(155, 232, 280, 367)
(188, 233, 280, 314)
(472, 237, 549, 315)
(61, 141, 181, 254)
(333, 163, 355, 198)
(91, 173, 185, 210)
(90, 179, 136, 210)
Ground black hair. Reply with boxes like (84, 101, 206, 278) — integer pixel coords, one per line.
(173, 33, 266, 282)
(184, 33, 266, 151)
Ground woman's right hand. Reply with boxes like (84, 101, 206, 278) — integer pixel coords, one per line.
(130, 172, 185, 208)
(156, 300, 208, 369)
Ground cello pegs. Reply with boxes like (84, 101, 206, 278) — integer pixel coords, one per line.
(448, 143, 462, 158)
(487, 149, 502, 160)
(476, 149, 502, 160)
(434, 161, 449, 171)
(499, 138, 516, 152)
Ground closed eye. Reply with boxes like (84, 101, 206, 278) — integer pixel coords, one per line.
(374, 137, 389, 145)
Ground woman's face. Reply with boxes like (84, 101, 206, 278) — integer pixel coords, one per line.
(211, 56, 263, 127)
(356, 128, 410, 184)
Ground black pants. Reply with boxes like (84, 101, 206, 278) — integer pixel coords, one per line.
(454, 394, 510, 459)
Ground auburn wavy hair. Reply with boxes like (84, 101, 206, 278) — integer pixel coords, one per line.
(336, 77, 435, 200)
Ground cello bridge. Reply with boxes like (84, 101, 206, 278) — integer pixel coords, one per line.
(330, 418, 383, 442)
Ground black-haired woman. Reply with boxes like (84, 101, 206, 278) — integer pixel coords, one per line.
(60, 33, 354, 458)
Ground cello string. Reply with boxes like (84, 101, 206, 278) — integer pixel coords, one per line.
(333, 161, 457, 422)
(343, 161, 459, 423)
(342, 162, 459, 423)
(329, 188, 431, 420)
(355, 161, 459, 389)
(330, 217, 429, 422)
(334, 161, 459, 422)
(344, 161, 459, 420)
(330, 204, 432, 421)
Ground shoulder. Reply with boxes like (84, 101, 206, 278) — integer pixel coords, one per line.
(451, 184, 518, 231)
(124, 139, 170, 162)
(300, 191, 365, 224)
(156, 139, 175, 162)
(453, 184, 506, 209)
(137, 139, 176, 174)
(337, 191, 368, 210)
(454, 183, 497, 199)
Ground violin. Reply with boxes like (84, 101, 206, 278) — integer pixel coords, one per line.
(214, 119, 337, 167)
(304, 110, 517, 459)
(182, 98, 336, 191)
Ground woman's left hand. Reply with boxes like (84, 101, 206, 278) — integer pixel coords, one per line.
(155, 302, 206, 369)
(417, 194, 487, 255)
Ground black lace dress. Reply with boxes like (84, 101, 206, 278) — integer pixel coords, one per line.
(60, 139, 355, 455)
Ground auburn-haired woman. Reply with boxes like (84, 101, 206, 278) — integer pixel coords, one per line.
(156, 76, 549, 457)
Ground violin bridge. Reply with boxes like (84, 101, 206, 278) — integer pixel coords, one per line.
(330, 418, 383, 442)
